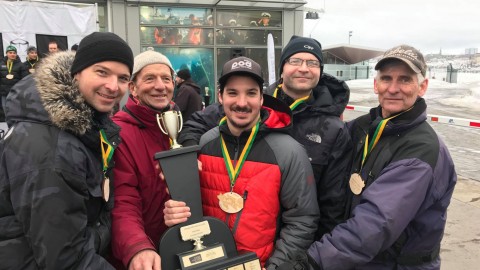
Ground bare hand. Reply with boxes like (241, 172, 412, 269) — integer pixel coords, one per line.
(128, 249, 161, 270)
(164, 199, 191, 227)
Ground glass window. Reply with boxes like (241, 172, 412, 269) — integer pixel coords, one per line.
(216, 10, 282, 27)
(140, 26, 214, 46)
(216, 29, 281, 46)
(140, 7, 212, 26)
(143, 47, 215, 99)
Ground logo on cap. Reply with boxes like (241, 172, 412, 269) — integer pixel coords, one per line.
(231, 59, 253, 70)
(304, 45, 314, 50)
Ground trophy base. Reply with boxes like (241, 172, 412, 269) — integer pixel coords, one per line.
(160, 217, 261, 270)
(186, 251, 261, 270)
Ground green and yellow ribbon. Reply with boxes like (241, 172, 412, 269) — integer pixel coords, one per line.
(219, 116, 260, 189)
(273, 84, 310, 111)
(100, 129, 114, 172)
(361, 107, 414, 167)
(6, 60, 13, 74)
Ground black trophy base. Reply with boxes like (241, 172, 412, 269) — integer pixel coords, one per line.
(159, 217, 261, 270)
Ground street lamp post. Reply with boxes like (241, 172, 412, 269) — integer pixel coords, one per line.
(349, 31, 353, 44)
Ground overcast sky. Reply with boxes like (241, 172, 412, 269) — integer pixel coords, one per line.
(303, 0, 480, 55)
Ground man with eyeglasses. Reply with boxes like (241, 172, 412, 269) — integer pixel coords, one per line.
(109, 50, 180, 270)
(178, 35, 352, 243)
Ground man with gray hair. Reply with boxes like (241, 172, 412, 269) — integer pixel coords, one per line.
(307, 45, 457, 269)
(110, 50, 179, 270)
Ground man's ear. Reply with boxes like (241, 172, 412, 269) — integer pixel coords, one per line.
(218, 90, 223, 105)
(128, 81, 137, 97)
(373, 79, 379, 94)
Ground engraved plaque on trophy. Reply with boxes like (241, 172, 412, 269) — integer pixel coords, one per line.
(154, 111, 261, 270)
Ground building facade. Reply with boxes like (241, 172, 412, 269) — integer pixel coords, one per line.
(97, 0, 308, 100)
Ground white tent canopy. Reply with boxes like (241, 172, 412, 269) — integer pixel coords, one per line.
(0, 0, 98, 60)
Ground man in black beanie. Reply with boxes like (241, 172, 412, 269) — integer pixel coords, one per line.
(177, 35, 352, 250)
(0, 32, 133, 269)
(174, 68, 203, 121)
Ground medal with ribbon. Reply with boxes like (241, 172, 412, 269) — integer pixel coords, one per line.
(6, 60, 14, 79)
(217, 116, 259, 213)
(100, 129, 114, 202)
(350, 107, 414, 195)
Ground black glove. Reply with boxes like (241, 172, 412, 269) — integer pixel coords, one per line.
(276, 250, 322, 270)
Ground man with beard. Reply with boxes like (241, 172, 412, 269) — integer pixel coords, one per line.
(163, 56, 319, 269)
(177, 36, 352, 240)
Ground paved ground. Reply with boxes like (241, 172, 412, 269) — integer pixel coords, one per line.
(441, 177, 480, 270)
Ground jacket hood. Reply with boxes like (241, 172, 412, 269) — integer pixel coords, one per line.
(261, 94, 292, 131)
(266, 72, 350, 117)
(220, 94, 292, 137)
(6, 51, 96, 135)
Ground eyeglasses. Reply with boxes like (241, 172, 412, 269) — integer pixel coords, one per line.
(286, 58, 321, 68)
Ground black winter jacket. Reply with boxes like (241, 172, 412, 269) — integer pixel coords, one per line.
(0, 52, 117, 269)
(178, 73, 352, 238)
(0, 56, 29, 96)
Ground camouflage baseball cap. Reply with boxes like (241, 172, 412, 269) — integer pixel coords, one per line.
(375, 45, 427, 77)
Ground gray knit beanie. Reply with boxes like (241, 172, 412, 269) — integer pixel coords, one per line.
(131, 50, 174, 80)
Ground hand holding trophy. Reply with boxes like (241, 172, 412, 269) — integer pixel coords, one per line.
(154, 110, 260, 270)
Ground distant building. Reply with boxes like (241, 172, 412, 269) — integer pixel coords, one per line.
(465, 48, 478, 55)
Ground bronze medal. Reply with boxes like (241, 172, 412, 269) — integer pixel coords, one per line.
(349, 173, 365, 195)
(218, 192, 243, 213)
(6, 74, 14, 79)
(29, 68, 35, 74)
(102, 177, 110, 202)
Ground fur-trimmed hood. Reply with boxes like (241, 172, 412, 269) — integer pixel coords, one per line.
(6, 51, 96, 135)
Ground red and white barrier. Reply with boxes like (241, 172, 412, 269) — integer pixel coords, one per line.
(345, 105, 480, 128)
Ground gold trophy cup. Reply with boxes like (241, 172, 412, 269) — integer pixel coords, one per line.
(157, 110, 183, 149)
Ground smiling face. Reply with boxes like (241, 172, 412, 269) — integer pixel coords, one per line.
(129, 63, 174, 110)
(280, 52, 321, 99)
(374, 60, 428, 118)
(27, 50, 38, 60)
(74, 61, 131, 113)
(219, 75, 263, 136)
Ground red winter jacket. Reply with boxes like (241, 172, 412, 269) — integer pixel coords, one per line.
(198, 101, 319, 268)
(111, 96, 173, 268)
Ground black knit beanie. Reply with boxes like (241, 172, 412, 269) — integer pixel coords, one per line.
(279, 35, 323, 75)
(71, 32, 134, 76)
(177, 69, 191, 80)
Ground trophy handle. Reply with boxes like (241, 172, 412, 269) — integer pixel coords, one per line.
(177, 111, 183, 133)
(156, 114, 168, 135)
